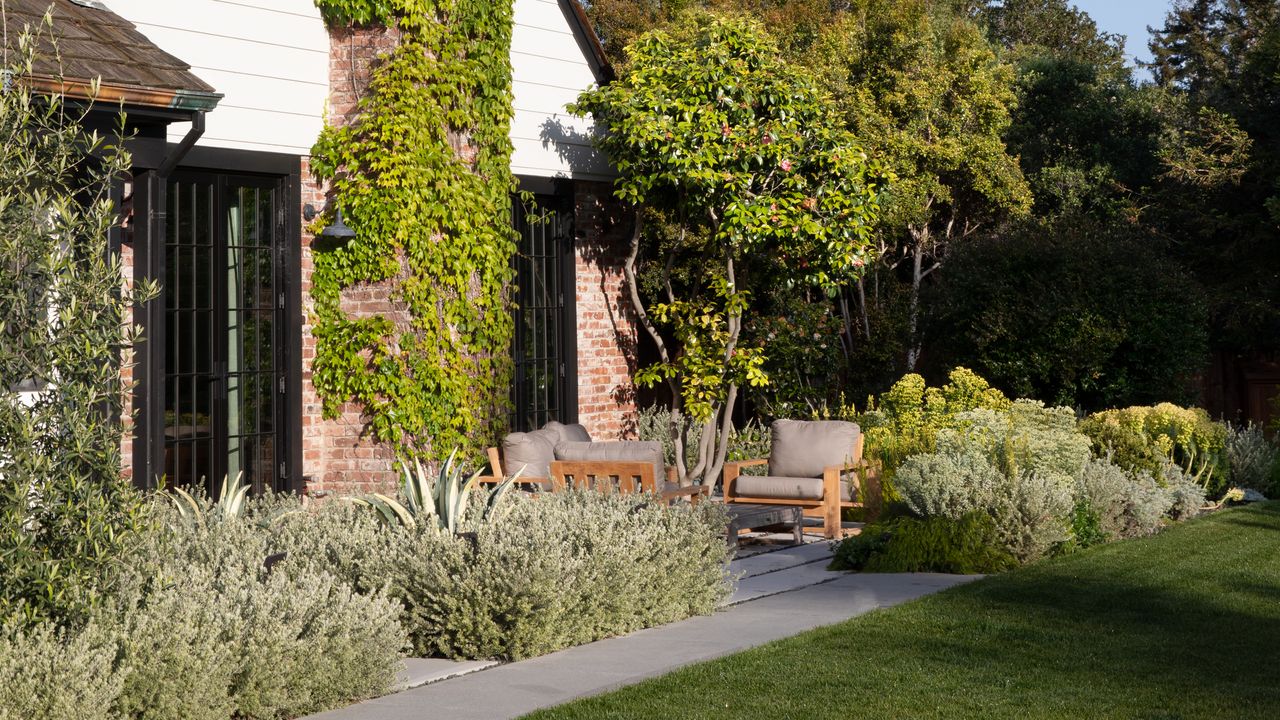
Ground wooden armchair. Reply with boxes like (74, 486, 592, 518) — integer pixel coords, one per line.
(723, 419, 874, 539)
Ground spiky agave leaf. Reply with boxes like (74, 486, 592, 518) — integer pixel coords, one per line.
(342, 494, 416, 529)
(438, 449, 462, 534)
(165, 485, 205, 526)
(217, 472, 250, 519)
(481, 466, 522, 523)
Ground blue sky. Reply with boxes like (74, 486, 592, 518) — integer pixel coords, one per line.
(1069, 1, 1175, 67)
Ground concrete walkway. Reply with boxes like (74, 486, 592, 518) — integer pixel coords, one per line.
(307, 539, 979, 720)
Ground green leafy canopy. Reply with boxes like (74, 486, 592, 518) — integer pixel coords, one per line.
(571, 11, 888, 292)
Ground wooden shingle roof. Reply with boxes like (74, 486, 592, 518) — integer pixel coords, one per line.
(3, 0, 221, 111)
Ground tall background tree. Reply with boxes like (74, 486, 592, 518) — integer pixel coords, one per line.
(581, 0, 1276, 417)
(808, 0, 1031, 372)
(1147, 0, 1280, 355)
(572, 11, 884, 484)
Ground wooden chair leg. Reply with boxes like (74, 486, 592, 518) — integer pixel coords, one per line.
(822, 466, 842, 539)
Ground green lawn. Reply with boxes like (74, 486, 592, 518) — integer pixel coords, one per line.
(525, 502, 1280, 720)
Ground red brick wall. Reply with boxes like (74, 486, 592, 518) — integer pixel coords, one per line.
(299, 28, 640, 493)
(573, 182, 639, 440)
(295, 25, 405, 499)
(119, 226, 135, 484)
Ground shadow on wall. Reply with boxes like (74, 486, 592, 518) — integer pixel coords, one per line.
(540, 117, 641, 439)
(539, 116, 607, 177)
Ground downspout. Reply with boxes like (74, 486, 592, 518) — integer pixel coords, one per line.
(136, 110, 205, 488)
(158, 110, 205, 177)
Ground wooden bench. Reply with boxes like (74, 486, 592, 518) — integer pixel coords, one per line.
(480, 447, 710, 505)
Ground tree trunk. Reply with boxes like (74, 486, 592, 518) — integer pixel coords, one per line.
(621, 213, 690, 482)
(906, 230, 926, 371)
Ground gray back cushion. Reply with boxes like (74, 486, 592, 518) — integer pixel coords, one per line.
(768, 419, 860, 478)
(502, 427, 559, 478)
(543, 420, 592, 444)
(553, 440, 664, 485)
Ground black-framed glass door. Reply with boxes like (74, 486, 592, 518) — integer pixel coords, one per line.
(511, 196, 574, 431)
(163, 173, 285, 495)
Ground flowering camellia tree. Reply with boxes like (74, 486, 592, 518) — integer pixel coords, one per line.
(572, 11, 886, 486)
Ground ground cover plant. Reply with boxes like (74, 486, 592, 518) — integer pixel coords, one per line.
(526, 501, 1280, 720)
(292, 489, 734, 660)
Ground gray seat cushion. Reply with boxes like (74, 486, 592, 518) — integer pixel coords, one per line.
(502, 427, 559, 479)
(542, 420, 592, 443)
(768, 419, 860, 478)
(553, 440, 665, 486)
(733, 475, 853, 502)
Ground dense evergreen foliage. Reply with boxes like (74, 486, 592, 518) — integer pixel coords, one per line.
(0, 20, 152, 628)
(582, 0, 1280, 410)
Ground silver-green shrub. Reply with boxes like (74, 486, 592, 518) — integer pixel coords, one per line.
(0, 621, 124, 720)
(1074, 457, 1174, 540)
(896, 400, 1089, 564)
(110, 500, 405, 720)
(113, 563, 238, 720)
(952, 401, 1092, 485)
(895, 442, 1072, 563)
(387, 490, 731, 660)
(992, 470, 1074, 562)
(1225, 422, 1280, 496)
(639, 405, 769, 470)
(639, 405, 701, 468)
(266, 500, 401, 595)
(1161, 463, 1208, 520)
(895, 444, 1006, 519)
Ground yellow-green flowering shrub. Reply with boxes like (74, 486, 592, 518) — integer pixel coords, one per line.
(1079, 403, 1228, 496)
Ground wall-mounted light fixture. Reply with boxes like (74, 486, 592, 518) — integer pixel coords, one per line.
(303, 203, 357, 242)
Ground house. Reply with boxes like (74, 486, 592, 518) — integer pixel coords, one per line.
(5, 0, 639, 497)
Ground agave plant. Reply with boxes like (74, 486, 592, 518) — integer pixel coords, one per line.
(348, 449, 520, 533)
(164, 473, 250, 526)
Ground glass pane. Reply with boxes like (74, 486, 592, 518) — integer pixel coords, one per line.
(164, 180, 216, 493)
(510, 198, 566, 431)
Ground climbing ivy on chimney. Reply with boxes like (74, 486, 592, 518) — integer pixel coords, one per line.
(309, 0, 518, 460)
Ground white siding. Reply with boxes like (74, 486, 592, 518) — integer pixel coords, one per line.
(102, 0, 611, 176)
(105, 0, 328, 155)
(511, 0, 613, 180)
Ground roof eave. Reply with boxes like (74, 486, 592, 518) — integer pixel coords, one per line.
(563, 0, 615, 83)
(25, 74, 223, 112)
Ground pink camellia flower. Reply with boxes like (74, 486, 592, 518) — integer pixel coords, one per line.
(780, 159, 793, 171)
(722, 124, 732, 137)
(853, 257, 865, 268)
(761, 134, 774, 145)
(802, 197, 816, 210)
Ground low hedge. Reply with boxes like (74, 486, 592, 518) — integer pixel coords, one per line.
(0, 487, 732, 719)
(278, 490, 733, 660)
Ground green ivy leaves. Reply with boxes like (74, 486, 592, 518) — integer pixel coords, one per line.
(310, 1, 518, 461)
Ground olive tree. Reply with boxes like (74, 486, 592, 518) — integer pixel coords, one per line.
(0, 17, 153, 626)
(572, 12, 885, 485)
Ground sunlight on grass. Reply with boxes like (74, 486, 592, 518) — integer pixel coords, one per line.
(526, 502, 1280, 720)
